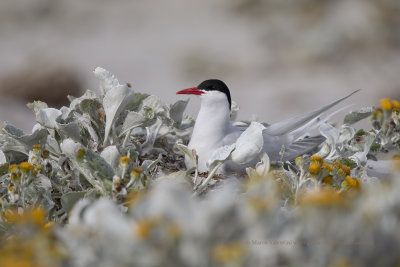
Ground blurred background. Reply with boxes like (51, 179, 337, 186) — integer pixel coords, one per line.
(1, 0, 399, 132)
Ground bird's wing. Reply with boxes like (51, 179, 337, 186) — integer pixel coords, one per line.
(264, 90, 360, 136)
(282, 135, 326, 161)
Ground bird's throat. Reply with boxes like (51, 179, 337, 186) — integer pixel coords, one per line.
(190, 100, 231, 148)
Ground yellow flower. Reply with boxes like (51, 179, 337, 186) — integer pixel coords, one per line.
(8, 164, 19, 173)
(381, 98, 392, 110)
(300, 188, 343, 206)
(11, 172, 21, 181)
(212, 242, 244, 263)
(32, 144, 42, 153)
(332, 161, 342, 169)
(308, 164, 321, 175)
(322, 175, 333, 185)
(2, 208, 21, 223)
(42, 150, 50, 159)
(135, 220, 152, 240)
(341, 165, 351, 176)
(31, 208, 46, 226)
(342, 176, 361, 191)
(310, 155, 323, 164)
(43, 222, 54, 230)
(248, 197, 270, 212)
(392, 100, 400, 109)
(322, 163, 332, 172)
(120, 156, 130, 165)
(295, 156, 304, 167)
(19, 162, 34, 173)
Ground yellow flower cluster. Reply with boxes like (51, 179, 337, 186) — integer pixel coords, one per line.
(308, 155, 333, 182)
(308, 164, 321, 175)
(332, 161, 350, 177)
(380, 98, 400, 111)
(19, 162, 34, 173)
(2, 207, 47, 227)
(212, 241, 244, 263)
(342, 176, 362, 191)
(299, 188, 343, 206)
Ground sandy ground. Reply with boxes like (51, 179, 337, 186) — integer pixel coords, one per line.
(1, 0, 399, 132)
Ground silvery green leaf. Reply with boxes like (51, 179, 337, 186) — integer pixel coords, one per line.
(141, 153, 162, 173)
(3, 123, 48, 148)
(231, 121, 266, 164)
(127, 92, 149, 111)
(350, 134, 375, 165)
(319, 123, 340, 160)
(93, 67, 120, 95)
(176, 143, 197, 166)
(3, 122, 24, 137)
(46, 135, 61, 154)
(60, 106, 73, 120)
(61, 191, 87, 213)
(206, 144, 235, 169)
(121, 111, 146, 134)
(84, 149, 114, 181)
(56, 120, 82, 144)
(37, 108, 62, 129)
(343, 107, 374, 125)
(61, 138, 81, 158)
(27, 100, 48, 114)
(141, 118, 162, 155)
(0, 163, 8, 176)
(103, 84, 135, 145)
(70, 90, 99, 110)
(142, 95, 169, 117)
(0, 134, 28, 155)
(19, 128, 48, 147)
(100, 146, 121, 170)
(255, 153, 270, 177)
(74, 112, 99, 144)
(170, 99, 189, 125)
(338, 125, 355, 144)
(0, 150, 6, 164)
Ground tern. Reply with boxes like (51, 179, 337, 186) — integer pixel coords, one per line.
(177, 80, 358, 173)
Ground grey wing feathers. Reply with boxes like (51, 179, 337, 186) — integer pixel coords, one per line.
(265, 89, 360, 136)
(282, 135, 326, 161)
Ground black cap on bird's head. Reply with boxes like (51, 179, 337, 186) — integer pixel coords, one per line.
(176, 79, 232, 109)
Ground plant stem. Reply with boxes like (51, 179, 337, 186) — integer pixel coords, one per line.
(193, 162, 222, 196)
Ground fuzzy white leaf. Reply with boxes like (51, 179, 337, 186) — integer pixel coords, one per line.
(103, 84, 135, 145)
(60, 138, 81, 159)
(255, 153, 270, 177)
(350, 134, 375, 165)
(121, 111, 146, 134)
(56, 120, 82, 143)
(100, 145, 121, 169)
(69, 90, 98, 110)
(231, 121, 266, 164)
(142, 95, 169, 117)
(0, 150, 6, 164)
(170, 99, 189, 125)
(343, 107, 374, 125)
(37, 108, 62, 129)
(93, 67, 120, 95)
(206, 144, 235, 169)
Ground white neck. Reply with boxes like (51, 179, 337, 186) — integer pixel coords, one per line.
(191, 91, 231, 147)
